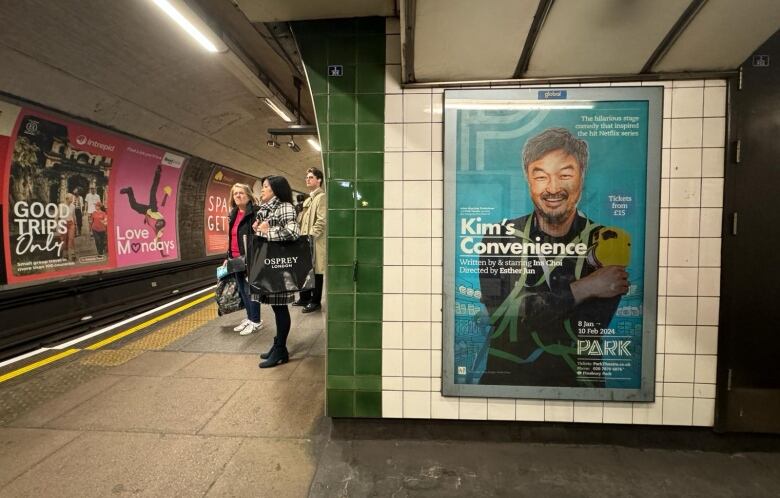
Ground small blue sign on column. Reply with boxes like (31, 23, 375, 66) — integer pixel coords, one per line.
(328, 65, 343, 77)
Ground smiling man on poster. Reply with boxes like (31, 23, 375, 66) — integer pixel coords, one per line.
(477, 127, 630, 388)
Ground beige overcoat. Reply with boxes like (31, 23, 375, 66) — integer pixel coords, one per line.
(299, 187, 327, 273)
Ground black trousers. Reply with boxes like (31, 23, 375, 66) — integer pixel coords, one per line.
(299, 274, 324, 305)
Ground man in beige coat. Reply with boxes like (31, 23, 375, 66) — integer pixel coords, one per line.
(294, 167, 327, 313)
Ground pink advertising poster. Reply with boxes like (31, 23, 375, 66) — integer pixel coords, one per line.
(112, 144, 184, 268)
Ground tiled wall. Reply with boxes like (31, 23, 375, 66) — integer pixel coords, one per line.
(299, 17, 726, 425)
(380, 18, 725, 426)
(295, 18, 387, 417)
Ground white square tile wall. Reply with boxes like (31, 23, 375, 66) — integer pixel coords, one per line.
(380, 17, 723, 427)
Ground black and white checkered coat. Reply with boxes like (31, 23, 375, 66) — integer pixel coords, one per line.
(251, 197, 300, 305)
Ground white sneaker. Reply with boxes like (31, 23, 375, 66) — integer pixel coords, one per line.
(239, 320, 263, 336)
(233, 318, 251, 332)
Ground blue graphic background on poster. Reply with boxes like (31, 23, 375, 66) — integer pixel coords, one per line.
(453, 100, 649, 389)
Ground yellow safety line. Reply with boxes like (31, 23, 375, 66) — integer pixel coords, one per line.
(0, 292, 215, 383)
(86, 293, 215, 350)
(0, 349, 80, 383)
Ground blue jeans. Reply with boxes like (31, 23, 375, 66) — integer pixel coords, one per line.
(235, 272, 260, 323)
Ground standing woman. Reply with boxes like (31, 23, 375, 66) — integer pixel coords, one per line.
(226, 183, 263, 336)
(252, 175, 300, 368)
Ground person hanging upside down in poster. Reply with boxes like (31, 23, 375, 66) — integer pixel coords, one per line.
(119, 164, 172, 256)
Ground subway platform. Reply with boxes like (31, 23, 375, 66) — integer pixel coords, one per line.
(0, 294, 779, 497)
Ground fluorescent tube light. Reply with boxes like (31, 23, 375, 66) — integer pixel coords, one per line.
(151, 0, 224, 53)
(306, 138, 321, 152)
(263, 98, 293, 122)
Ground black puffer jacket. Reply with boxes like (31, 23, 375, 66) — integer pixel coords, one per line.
(226, 202, 257, 259)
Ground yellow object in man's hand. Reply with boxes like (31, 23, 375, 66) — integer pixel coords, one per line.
(588, 226, 631, 267)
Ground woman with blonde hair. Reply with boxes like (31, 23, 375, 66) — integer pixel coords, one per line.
(225, 183, 263, 335)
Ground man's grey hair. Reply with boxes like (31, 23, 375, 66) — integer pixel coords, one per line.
(522, 127, 588, 175)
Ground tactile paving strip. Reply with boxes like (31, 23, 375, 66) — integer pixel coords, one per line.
(79, 349, 144, 367)
(121, 304, 217, 351)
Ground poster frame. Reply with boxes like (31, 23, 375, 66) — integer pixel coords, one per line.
(441, 86, 662, 401)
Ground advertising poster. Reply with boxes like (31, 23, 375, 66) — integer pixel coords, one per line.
(3, 108, 118, 283)
(204, 166, 258, 255)
(113, 145, 184, 267)
(443, 87, 662, 401)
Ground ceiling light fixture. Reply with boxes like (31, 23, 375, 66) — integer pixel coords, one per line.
(150, 0, 225, 53)
(306, 138, 321, 152)
(150, 0, 300, 125)
(287, 138, 301, 152)
(263, 98, 293, 123)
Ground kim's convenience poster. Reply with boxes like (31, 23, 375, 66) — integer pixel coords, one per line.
(442, 87, 662, 401)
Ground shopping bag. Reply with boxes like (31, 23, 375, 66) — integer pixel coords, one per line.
(215, 274, 244, 316)
(248, 235, 315, 295)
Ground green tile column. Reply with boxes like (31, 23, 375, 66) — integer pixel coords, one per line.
(294, 18, 385, 418)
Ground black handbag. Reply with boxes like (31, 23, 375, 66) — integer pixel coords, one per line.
(248, 235, 315, 295)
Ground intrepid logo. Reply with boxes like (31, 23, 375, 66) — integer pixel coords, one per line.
(24, 120, 39, 135)
(76, 135, 115, 152)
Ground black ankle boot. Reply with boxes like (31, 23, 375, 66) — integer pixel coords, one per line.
(259, 347, 289, 368)
(260, 337, 278, 360)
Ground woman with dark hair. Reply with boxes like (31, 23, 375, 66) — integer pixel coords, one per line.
(252, 175, 300, 368)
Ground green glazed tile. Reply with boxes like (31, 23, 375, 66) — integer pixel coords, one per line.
(327, 19, 357, 36)
(307, 67, 329, 95)
(356, 124, 384, 152)
(327, 389, 354, 418)
(328, 237, 354, 264)
(356, 17, 385, 35)
(357, 95, 384, 124)
(327, 375, 355, 390)
(329, 64, 356, 94)
(355, 294, 382, 322)
(327, 321, 353, 348)
(328, 180, 354, 209)
(356, 265, 382, 294)
(313, 96, 328, 124)
(328, 36, 356, 65)
(357, 35, 385, 64)
(355, 391, 382, 418)
(328, 210, 354, 236)
(356, 238, 382, 265)
(329, 293, 355, 321)
(328, 349, 354, 376)
(354, 349, 381, 376)
(355, 322, 382, 349)
(354, 375, 381, 391)
(328, 94, 356, 123)
(355, 181, 383, 209)
(356, 153, 383, 181)
(357, 64, 385, 94)
(328, 265, 354, 293)
(292, 21, 328, 37)
(318, 126, 329, 153)
(355, 210, 383, 237)
(328, 124, 355, 152)
(328, 153, 356, 180)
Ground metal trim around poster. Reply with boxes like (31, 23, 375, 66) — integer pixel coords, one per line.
(442, 86, 662, 401)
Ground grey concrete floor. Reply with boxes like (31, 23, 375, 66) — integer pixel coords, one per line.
(1, 300, 780, 497)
